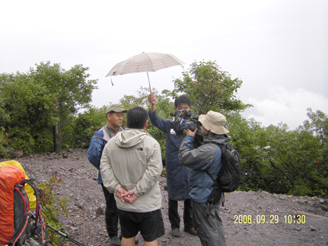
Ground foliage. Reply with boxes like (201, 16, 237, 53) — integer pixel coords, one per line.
(263, 109, 328, 197)
(61, 105, 107, 149)
(0, 72, 57, 154)
(172, 61, 252, 114)
(0, 127, 9, 157)
(228, 108, 328, 197)
(0, 62, 97, 154)
(38, 175, 69, 245)
(30, 62, 98, 114)
(1, 60, 327, 198)
(161, 167, 167, 177)
(29, 62, 98, 152)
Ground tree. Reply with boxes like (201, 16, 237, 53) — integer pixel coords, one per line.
(61, 105, 107, 149)
(0, 62, 97, 154)
(261, 109, 328, 197)
(0, 73, 57, 154)
(29, 62, 97, 152)
(172, 61, 252, 114)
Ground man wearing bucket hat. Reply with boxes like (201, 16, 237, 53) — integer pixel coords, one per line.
(179, 110, 228, 246)
(87, 104, 129, 246)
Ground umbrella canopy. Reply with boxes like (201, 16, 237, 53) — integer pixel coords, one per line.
(106, 52, 184, 92)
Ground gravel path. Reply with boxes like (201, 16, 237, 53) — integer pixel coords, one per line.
(3, 149, 328, 246)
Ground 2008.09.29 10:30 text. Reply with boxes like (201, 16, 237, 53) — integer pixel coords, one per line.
(234, 214, 306, 224)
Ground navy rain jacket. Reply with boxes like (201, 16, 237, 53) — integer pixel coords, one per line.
(149, 110, 191, 201)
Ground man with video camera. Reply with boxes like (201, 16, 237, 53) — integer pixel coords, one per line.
(179, 110, 228, 246)
(148, 93, 196, 238)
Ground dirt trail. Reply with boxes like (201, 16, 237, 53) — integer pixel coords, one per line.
(2, 149, 328, 246)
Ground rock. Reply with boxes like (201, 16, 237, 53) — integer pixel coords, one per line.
(75, 203, 84, 209)
(5, 147, 23, 158)
(70, 226, 78, 232)
(13, 150, 23, 158)
(5, 147, 14, 156)
(96, 207, 104, 216)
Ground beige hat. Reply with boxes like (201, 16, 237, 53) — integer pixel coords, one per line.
(198, 110, 229, 135)
(106, 104, 127, 114)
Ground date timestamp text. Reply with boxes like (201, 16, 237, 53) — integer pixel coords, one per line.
(234, 214, 306, 224)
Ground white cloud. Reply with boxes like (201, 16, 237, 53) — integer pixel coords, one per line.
(0, 0, 327, 131)
(242, 87, 328, 129)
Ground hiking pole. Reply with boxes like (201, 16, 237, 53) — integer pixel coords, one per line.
(44, 223, 86, 246)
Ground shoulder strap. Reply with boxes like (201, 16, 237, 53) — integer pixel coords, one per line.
(205, 170, 216, 182)
(204, 143, 225, 181)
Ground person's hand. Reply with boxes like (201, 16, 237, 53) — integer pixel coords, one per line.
(122, 190, 138, 203)
(184, 128, 198, 137)
(116, 187, 129, 203)
(148, 93, 156, 105)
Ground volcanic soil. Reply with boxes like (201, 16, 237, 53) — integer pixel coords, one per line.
(2, 149, 328, 246)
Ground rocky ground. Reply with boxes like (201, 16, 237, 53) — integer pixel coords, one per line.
(2, 149, 328, 246)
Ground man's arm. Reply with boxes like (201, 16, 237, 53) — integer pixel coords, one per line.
(148, 93, 171, 133)
(100, 143, 121, 194)
(101, 149, 137, 203)
(132, 141, 163, 197)
(148, 93, 156, 113)
(179, 129, 210, 168)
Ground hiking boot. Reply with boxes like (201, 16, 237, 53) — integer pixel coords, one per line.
(184, 227, 197, 236)
(110, 236, 121, 246)
(171, 228, 180, 237)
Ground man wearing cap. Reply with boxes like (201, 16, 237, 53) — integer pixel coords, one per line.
(87, 104, 127, 246)
(178, 110, 228, 246)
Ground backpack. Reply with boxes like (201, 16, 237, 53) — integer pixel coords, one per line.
(0, 164, 50, 246)
(207, 142, 241, 205)
(0, 160, 37, 211)
(87, 126, 124, 169)
(87, 132, 108, 169)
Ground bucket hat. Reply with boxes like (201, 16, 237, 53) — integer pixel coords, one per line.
(106, 104, 127, 114)
(198, 110, 229, 135)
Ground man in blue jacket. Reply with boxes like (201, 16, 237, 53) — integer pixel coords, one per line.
(179, 110, 228, 246)
(87, 104, 127, 246)
(148, 93, 196, 238)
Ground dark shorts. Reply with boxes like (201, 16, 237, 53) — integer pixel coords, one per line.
(118, 209, 165, 242)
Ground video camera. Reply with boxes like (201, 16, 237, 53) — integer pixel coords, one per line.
(169, 109, 202, 139)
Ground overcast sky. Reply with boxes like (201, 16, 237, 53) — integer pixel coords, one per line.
(1, 0, 327, 130)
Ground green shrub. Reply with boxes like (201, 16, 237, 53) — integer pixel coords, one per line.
(38, 175, 69, 245)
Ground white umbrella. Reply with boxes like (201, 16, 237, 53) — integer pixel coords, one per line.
(106, 52, 184, 92)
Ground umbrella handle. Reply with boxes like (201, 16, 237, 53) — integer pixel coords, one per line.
(147, 71, 152, 93)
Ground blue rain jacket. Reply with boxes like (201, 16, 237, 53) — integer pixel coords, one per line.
(149, 110, 191, 201)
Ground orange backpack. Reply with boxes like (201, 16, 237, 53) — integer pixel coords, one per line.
(0, 165, 29, 246)
(0, 164, 51, 246)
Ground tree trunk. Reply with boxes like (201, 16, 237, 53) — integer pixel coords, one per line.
(53, 105, 61, 153)
(53, 124, 61, 153)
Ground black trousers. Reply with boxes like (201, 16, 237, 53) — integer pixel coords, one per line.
(168, 199, 193, 230)
(101, 184, 118, 238)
